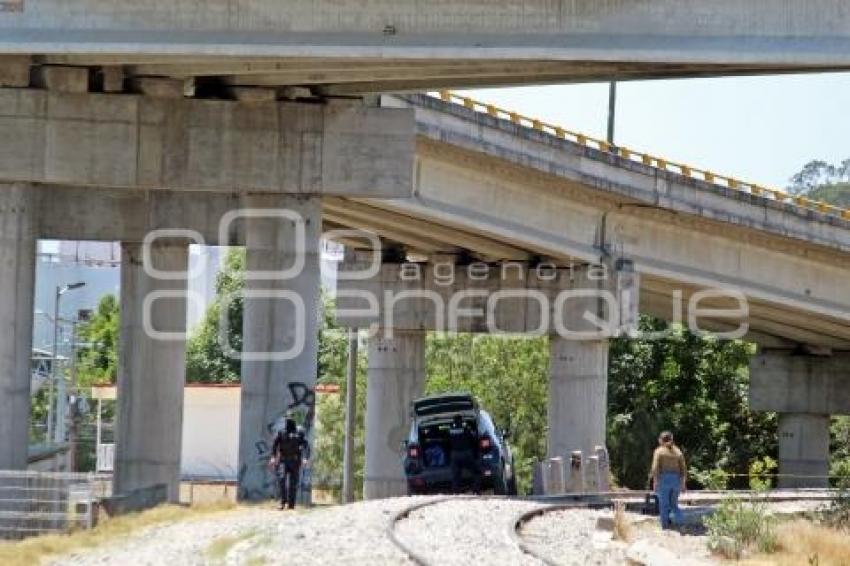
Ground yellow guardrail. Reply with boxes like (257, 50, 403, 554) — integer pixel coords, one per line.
(433, 91, 850, 222)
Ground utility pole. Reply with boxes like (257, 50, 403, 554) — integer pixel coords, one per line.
(342, 328, 358, 503)
(52, 281, 86, 445)
(607, 81, 617, 145)
(68, 319, 79, 471)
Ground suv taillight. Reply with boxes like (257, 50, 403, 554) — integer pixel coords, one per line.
(479, 436, 492, 452)
(408, 444, 420, 459)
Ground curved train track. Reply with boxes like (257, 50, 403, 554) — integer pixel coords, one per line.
(386, 490, 840, 566)
(387, 496, 582, 566)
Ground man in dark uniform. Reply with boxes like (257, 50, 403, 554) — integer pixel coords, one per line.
(271, 418, 309, 509)
(448, 414, 480, 494)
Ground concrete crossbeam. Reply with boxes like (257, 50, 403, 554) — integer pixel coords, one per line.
(0, 55, 30, 87)
(0, 88, 414, 196)
(34, 65, 89, 92)
(114, 241, 189, 502)
(237, 195, 322, 501)
(0, 183, 36, 470)
(750, 350, 850, 414)
(336, 259, 638, 336)
(364, 329, 426, 499)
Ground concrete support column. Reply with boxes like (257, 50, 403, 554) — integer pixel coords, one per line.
(114, 242, 189, 502)
(547, 336, 609, 459)
(364, 329, 426, 499)
(750, 349, 850, 488)
(777, 413, 830, 489)
(0, 184, 36, 469)
(237, 195, 322, 501)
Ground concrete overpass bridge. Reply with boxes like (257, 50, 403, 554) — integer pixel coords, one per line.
(332, 92, 850, 495)
(2, 6, 850, 498)
(4, 1, 850, 93)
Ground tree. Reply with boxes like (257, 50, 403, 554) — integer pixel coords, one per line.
(788, 158, 850, 207)
(607, 317, 776, 489)
(76, 294, 120, 386)
(185, 249, 245, 383)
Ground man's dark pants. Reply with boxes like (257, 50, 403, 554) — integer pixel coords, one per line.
(279, 460, 301, 509)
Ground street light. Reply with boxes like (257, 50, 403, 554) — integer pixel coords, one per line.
(47, 281, 86, 445)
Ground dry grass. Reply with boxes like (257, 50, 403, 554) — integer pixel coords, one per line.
(0, 500, 237, 566)
(612, 501, 634, 543)
(205, 529, 257, 563)
(743, 519, 850, 566)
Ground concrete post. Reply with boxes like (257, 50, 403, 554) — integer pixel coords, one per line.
(114, 242, 189, 502)
(364, 329, 426, 499)
(777, 413, 830, 489)
(0, 184, 36, 469)
(237, 195, 322, 501)
(547, 336, 609, 459)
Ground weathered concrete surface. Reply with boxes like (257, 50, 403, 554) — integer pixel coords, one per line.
(0, 89, 414, 196)
(364, 329, 425, 499)
(750, 350, 850, 414)
(34, 187, 241, 244)
(548, 337, 609, 460)
(114, 242, 188, 502)
(336, 258, 638, 336)
(0, 183, 36, 470)
(777, 413, 830, 489)
(237, 195, 322, 501)
(3, 1, 850, 94)
(101, 483, 168, 517)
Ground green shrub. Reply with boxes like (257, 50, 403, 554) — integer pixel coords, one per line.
(830, 457, 850, 489)
(748, 456, 777, 491)
(693, 468, 729, 490)
(704, 496, 777, 559)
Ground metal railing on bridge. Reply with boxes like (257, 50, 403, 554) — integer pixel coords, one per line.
(432, 91, 850, 223)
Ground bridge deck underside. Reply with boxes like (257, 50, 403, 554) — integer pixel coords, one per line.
(324, 197, 850, 350)
(11, 56, 850, 94)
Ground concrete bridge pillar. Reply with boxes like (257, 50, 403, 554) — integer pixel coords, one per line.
(547, 336, 609, 460)
(0, 184, 36, 470)
(237, 195, 322, 501)
(777, 413, 830, 489)
(114, 241, 189, 502)
(364, 329, 426, 499)
(750, 349, 850, 488)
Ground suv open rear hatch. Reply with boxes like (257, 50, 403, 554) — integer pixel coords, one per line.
(413, 394, 477, 418)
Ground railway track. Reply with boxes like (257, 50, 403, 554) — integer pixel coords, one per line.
(387, 496, 588, 566)
(387, 490, 840, 566)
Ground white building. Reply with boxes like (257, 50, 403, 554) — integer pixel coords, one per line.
(91, 384, 241, 480)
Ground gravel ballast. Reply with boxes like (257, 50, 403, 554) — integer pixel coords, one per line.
(392, 497, 547, 565)
(47, 495, 823, 565)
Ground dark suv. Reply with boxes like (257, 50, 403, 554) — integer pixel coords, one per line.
(403, 393, 517, 495)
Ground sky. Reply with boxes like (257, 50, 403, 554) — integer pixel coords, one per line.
(461, 72, 850, 190)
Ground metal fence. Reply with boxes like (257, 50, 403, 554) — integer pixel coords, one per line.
(0, 470, 109, 540)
